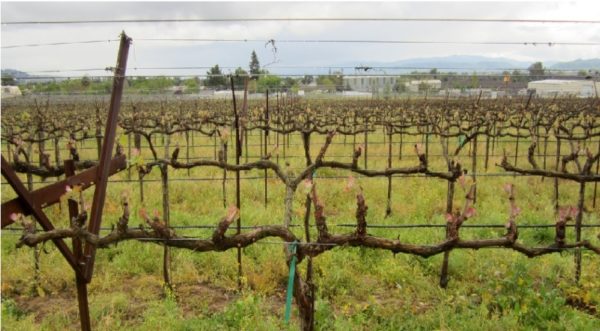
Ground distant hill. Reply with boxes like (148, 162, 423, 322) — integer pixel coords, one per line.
(549, 58, 600, 70)
(4, 56, 599, 80)
(337, 56, 600, 74)
(1, 69, 68, 84)
(358, 55, 532, 72)
(1, 69, 31, 79)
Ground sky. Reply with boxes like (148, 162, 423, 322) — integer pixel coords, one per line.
(1, 1, 600, 78)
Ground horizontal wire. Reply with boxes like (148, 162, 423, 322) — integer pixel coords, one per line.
(5, 38, 600, 49)
(136, 38, 600, 47)
(125, 65, 591, 72)
(4, 17, 600, 25)
(0, 172, 583, 186)
(1, 39, 119, 49)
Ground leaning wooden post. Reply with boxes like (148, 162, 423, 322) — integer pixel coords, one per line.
(83, 32, 131, 282)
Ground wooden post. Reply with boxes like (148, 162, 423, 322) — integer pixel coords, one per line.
(231, 76, 243, 290)
(83, 32, 131, 282)
(65, 160, 91, 331)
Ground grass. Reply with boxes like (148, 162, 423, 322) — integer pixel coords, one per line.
(2, 127, 600, 330)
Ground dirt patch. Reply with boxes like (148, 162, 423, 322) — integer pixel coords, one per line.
(566, 296, 599, 318)
(175, 281, 238, 317)
(12, 291, 79, 324)
(175, 281, 287, 318)
(6, 277, 290, 327)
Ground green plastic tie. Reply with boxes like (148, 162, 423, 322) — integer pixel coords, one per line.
(458, 134, 466, 147)
(284, 241, 298, 323)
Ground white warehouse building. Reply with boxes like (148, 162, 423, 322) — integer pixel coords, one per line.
(343, 76, 441, 93)
(343, 76, 400, 93)
(528, 79, 599, 98)
(405, 79, 442, 93)
(1, 86, 22, 98)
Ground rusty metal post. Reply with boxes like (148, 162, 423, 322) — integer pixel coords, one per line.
(65, 160, 91, 331)
(83, 32, 131, 282)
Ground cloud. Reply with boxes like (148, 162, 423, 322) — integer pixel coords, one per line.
(2, 1, 599, 76)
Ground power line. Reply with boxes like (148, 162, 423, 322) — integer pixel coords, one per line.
(3, 17, 600, 25)
(1, 39, 119, 49)
(5, 38, 598, 49)
(138, 38, 600, 47)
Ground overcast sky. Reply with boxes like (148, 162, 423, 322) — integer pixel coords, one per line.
(2, 1, 600, 77)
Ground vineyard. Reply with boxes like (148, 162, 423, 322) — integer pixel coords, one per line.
(2, 73, 600, 329)
(2, 33, 600, 330)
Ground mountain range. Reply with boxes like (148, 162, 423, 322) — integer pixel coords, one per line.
(3, 56, 600, 79)
(335, 55, 600, 74)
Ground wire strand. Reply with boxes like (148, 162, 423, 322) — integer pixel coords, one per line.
(137, 38, 600, 47)
(4, 17, 600, 25)
(4, 38, 599, 49)
(1, 39, 119, 49)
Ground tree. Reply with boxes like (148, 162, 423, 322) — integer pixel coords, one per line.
(331, 71, 345, 91)
(301, 75, 314, 85)
(383, 82, 392, 99)
(512, 69, 522, 83)
(1, 75, 16, 86)
(81, 75, 91, 88)
(233, 67, 249, 87)
(317, 76, 336, 93)
(470, 73, 479, 88)
(282, 77, 297, 89)
(205, 65, 226, 88)
(249, 51, 260, 80)
(430, 68, 438, 79)
(183, 77, 199, 93)
(528, 62, 545, 77)
(256, 75, 281, 93)
(394, 81, 407, 93)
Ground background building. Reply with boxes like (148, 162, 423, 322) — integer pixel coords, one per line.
(528, 79, 599, 98)
(1, 86, 22, 98)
